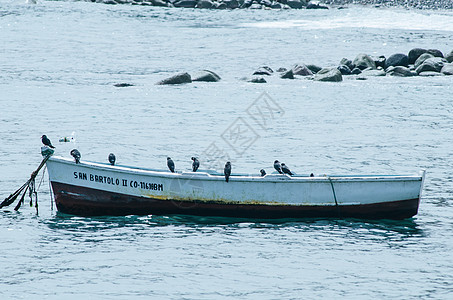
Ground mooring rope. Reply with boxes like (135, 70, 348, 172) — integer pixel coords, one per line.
(1, 153, 52, 212)
(328, 176, 341, 217)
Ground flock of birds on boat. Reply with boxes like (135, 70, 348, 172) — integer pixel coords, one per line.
(42, 135, 311, 182)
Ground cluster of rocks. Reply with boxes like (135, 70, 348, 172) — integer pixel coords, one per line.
(90, 0, 328, 9)
(154, 48, 453, 85)
(157, 70, 221, 85)
(323, 0, 453, 10)
(245, 48, 453, 83)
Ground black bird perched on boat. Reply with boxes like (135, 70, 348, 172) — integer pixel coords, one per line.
(70, 149, 81, 164)
(224, 161, 231, 182)
(274, 160, 283, 174)
(281, 163, 293, 176)
(191, 157, 200, 172)
(167, 157, 175, 173)
(260, 169, 266, 176)
(108, 153, 116, 166)
(41, 135, 55, 148)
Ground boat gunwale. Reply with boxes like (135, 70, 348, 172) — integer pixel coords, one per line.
(47, 156, 424, 183)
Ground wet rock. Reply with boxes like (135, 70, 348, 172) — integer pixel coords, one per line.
(292, 64, 313, 76)
(114, 83, 134, 87)
(270, 1, 282, 8)
(441, 63, 453, 75)
(260, 0, 273, 7)
(374, 55, 386, 69)
(360, 68, 386, 76)
(353, 53, 376, 70)
(249, 77, 267, 83)
(192, 70, 221, 82)
(415, 57, 446, 74)
(249, 3, 262, 8)
(157, 72, 192, 85)
(253, 66, 273, 76)
(314, 68, 342, 82)
(287, 0, 305, 9)
(414, 53, 434, 68)
(224, 0, 239, 8)
(280, 69, 294, 79)
(241, 0, 252, 7)
(150, 0, 168, 6)
(427, 49, 443, 58)
(174, 0, 197, 7)
(216, 2, 227, 8)
(340, 58, 355, 71)
(386, 66, 416, 77)
(196, 0, 214, 8)
(385, 53, 408, 69)
(276, 67, 287, 72)
(351, 67, 362, 75)
(307, 1, 328, 9)
(418, 71, 444, 77)
(445, 50, 453, 63)
(306, 64, 322, 74)
(408, 48, 427, 64)
(337, 65, 351, 75)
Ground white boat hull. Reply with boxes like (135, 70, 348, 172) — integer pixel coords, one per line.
(46, 156, 425, 219)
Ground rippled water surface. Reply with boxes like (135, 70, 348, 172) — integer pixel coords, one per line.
(1, 1, 452, 298)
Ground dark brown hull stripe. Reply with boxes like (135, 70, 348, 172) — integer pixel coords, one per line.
(51, 182, 420, 220)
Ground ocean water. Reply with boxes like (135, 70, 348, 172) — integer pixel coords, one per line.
(1, 1, 453, 298)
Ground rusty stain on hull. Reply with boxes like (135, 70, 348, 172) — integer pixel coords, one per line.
(52, 182, 420, 220)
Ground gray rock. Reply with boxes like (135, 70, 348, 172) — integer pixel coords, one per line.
(280, 69, 294, 79)
(114, 83, 134, 87)
(414, 53, 434, 68)
(174, 0, 197, 7)
(337, 65, 351, 75)
(386, 66, 416, 77)
(408, 48, 427, 64)
(418, 71, 444, 77)
(260, 0, 272, 7)
(374, 55, 386, 69)
(441, 63, 453, 75)
(241, 0, 252, 7)
(292, 64, 313, 76)
(427, 49, 443, 58)
(270, 1, 281, 8)
(353, 53, 376, 70)
(361, 68, 386, 76)
(215, 2, 227, 8)
(249, 77, 267, 83)
(351, 67, 362, 75)
(253, 66, 273, 76)
(249, 3, 262, 8)
(306, 64, 322, 74)
(192, 70, 221, 82)
(314, 68, 342, 82)
(150, 0, 168, 6)
(415, 57, 446, 74)
(339, 58, 355, 70)
(276, 67, 287, 72)
(445, 50, 453, 63)
(196, 0, 214, 8)
(385, 53, 408, 68)
(287, 0, 305, 9)
(224, 0, 239, 8)
(307, 1, 328, 9)
(157, 72, 192, 85)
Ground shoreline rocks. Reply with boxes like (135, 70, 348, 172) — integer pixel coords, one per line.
(156, 47, 452, 85)
(88, 0, 329, 9)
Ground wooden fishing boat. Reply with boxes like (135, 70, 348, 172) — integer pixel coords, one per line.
(44, 154, 426, 220)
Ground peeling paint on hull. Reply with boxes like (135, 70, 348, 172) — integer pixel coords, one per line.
(52, 182, 420, 220)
